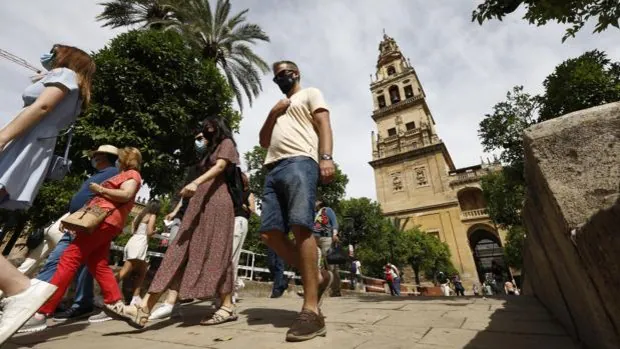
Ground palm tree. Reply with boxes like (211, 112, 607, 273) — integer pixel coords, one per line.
(97, 0, 176, 29)
(97, 0, 270, 111)
(169, 0, 270, 111)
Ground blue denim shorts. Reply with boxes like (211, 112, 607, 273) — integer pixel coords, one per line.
(259, 156, 319, 234)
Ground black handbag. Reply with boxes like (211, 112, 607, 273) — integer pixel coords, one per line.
(326, 244, 348, 265)
(26, 228, 45, 250)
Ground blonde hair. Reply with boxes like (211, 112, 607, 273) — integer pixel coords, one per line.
(117, 147, 142, 171)
(52, 44, 96, 108)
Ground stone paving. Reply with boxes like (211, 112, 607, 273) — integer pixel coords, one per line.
(7, 295, 578, 349)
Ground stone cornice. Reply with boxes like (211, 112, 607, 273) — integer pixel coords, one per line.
(371, 95, 425, 121)
(369, 142, 455, 169)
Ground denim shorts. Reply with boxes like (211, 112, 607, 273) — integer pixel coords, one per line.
(259, 156, 319, 234)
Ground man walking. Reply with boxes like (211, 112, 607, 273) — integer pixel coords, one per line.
(314, 199, 341, 297)
(259, 60, 335, 342)
(267, 248, 288, 298)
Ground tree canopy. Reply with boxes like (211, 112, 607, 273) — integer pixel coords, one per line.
(472, 0, 620, 42)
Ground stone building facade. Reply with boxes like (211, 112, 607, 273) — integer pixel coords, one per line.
(368, 34, 507, 288)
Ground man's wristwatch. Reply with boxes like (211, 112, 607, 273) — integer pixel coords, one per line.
(320, 154, 333, 161)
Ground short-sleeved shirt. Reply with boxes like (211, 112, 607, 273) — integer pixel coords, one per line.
(89, 169, 142, 230)
(313, 207, 338, 237)
(68, 166, 119, 213)
(265, 87, 329, 165)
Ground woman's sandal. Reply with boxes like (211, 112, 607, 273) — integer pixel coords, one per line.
(104, 302, 150, 329)
(200, 306, 238, 326)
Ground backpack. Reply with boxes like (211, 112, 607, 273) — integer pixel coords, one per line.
(225, 164, 245, 212)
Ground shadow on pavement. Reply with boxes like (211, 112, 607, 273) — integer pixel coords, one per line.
(8, 323, 89, 348)
(239, 308, 297, 328)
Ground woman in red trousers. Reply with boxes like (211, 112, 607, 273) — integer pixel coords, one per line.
(19, 147, 143, 333)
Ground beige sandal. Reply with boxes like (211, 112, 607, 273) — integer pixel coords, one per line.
(104, 302, 150, 329)
(200, 306, 238, 326)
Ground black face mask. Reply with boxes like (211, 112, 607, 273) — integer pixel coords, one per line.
(274, 74, 296, 94)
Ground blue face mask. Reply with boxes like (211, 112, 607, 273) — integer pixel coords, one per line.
(195, 140, 207, 154)
(40, 53, 55, 71)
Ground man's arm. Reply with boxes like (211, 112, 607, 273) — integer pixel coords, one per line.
(309, 87, 335, 183)
(259, 99, 290, 148)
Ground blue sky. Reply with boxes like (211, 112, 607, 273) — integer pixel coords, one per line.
(1, 1, 619, 201)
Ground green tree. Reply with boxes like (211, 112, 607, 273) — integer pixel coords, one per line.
(480, 170, 525, 228)
(97, 0, 270, 111)
(472, 0, 620, 42)
(23, 29, 237, 229)
(539, 50, 620, 121)
(503, 225, 526, 270)
(97, 0, 176, 29)
(478, 85, 539, 180)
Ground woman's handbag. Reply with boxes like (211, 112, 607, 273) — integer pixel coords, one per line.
(326, 243, 348, 265)
(43, 126, 74, 181)
(61, 204, 110, 234)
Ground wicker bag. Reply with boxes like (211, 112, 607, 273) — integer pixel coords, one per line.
(61, 205, 110, 234)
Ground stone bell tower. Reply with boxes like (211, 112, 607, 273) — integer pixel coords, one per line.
(368, 33, 505, 289)
(369, 32, 456, 214)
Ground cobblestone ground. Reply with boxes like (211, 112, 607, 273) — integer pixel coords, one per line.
(7, 295, 577, 349)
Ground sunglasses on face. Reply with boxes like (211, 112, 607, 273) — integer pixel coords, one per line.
(272, 70, 294, 82)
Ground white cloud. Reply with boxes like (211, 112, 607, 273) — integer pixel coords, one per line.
(2, 1, 619, 201)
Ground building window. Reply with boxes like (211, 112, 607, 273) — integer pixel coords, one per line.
(377, 95, 386, 108)
(387, 66, 396, 76)
(387, 128, 397, 137)
(404, 85, 414, 98)
(406, 121, 415, 130)
(427, 230, 440, 240)
(389, 85, 401, 103)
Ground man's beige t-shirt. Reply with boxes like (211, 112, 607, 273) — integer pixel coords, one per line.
(265, 87, 329, 165)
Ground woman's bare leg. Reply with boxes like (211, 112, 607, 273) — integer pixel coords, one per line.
(132, 261, 148, 298)
(0, 255, 30, 296)
(117, 260, 134, 282)
(143, 271, 182, 313)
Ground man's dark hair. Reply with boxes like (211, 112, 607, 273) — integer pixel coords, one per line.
(272, 60, 299, 73)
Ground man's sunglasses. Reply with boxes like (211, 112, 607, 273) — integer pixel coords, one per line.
(272, 70, 294, 82)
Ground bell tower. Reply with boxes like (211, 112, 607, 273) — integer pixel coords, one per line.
(368, 33, 508, 290)
(369, 32, 456, 215)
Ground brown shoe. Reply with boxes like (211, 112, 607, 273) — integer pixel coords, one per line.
(318, 270, 333, 308)
(285, 309, 326, 342)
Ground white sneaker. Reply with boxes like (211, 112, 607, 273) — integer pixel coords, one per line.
(88, 311, 112, 323)
(130, 296, 142, 307)
(148, 303, 180, 321)
(0, 279, 57, 345)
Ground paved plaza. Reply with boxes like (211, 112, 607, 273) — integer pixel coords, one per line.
(7, 295, 577, 349)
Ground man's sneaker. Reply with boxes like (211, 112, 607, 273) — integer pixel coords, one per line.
(318, 270, 333, 308)
(52, 306, 93, 322)
(148, 303, 180, 321)
(88, 311, 112, 323)
(0, 279, 56, 343)
(17, 314, 47, 333)
(285, 309, 326, 342)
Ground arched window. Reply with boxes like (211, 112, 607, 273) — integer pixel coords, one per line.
(377, 95, 386, 108)
(404, 85, 414, 98)
(387, 66, 396, 76)
(389, 85, 401, 103)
